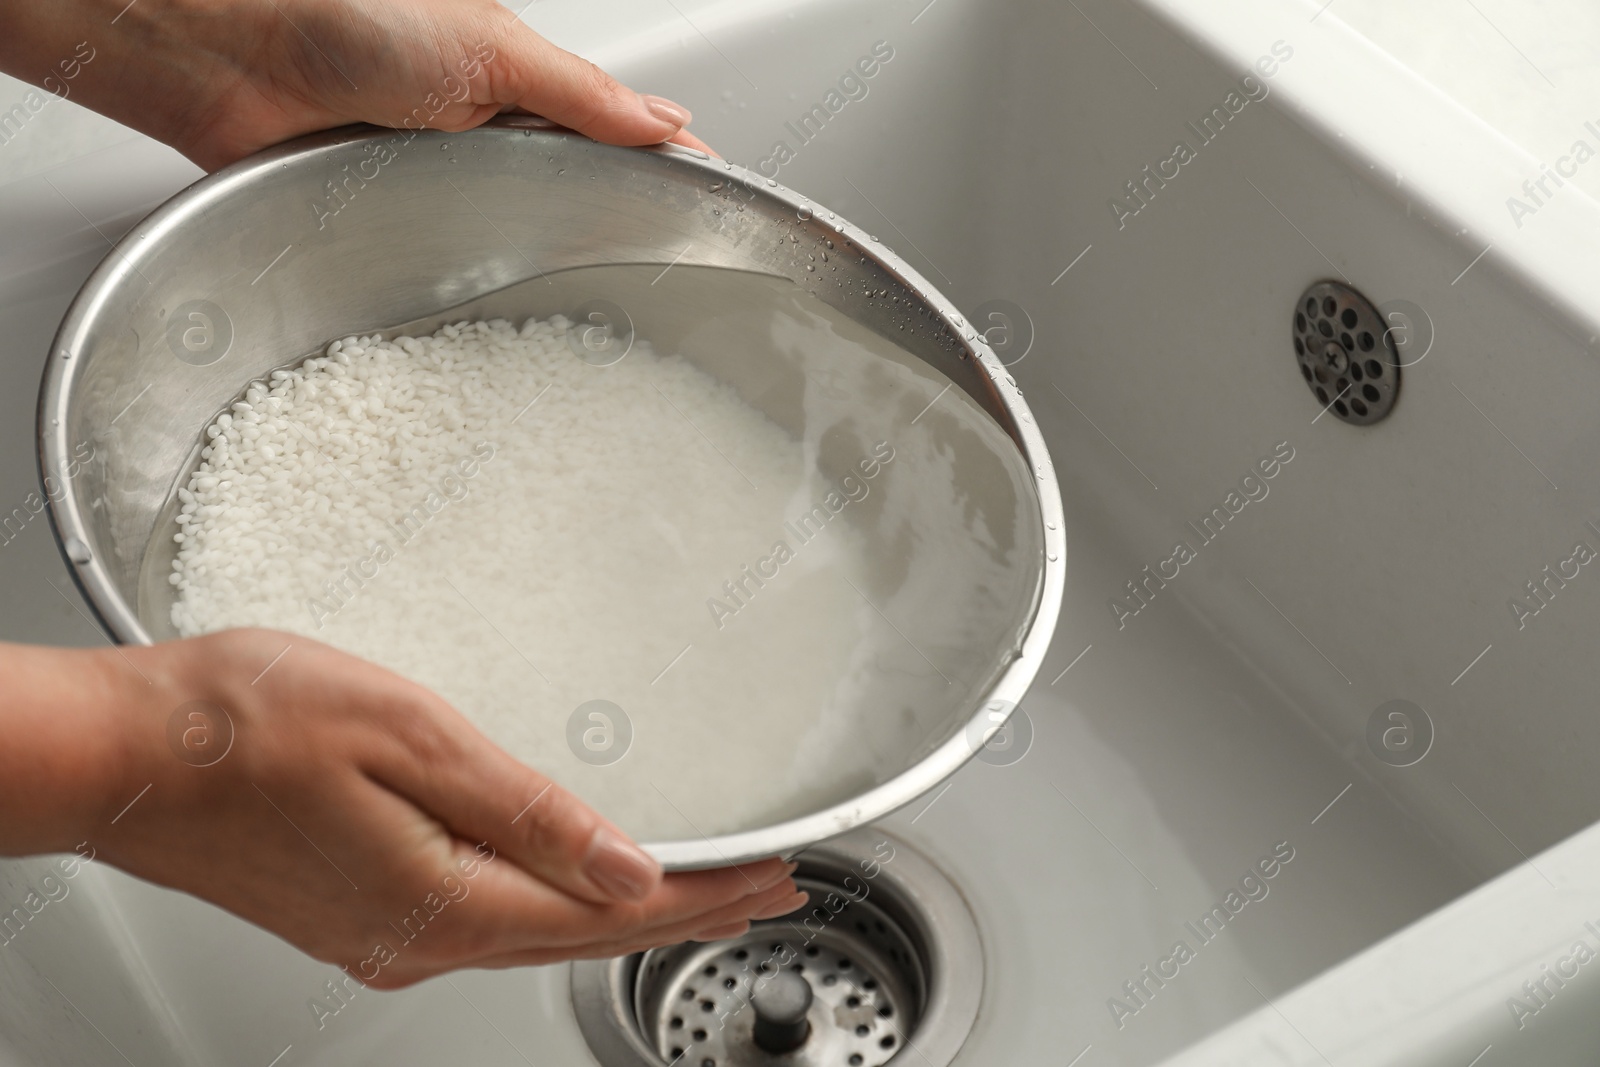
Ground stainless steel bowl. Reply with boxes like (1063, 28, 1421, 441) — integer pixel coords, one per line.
(37, 117, 1065, 869)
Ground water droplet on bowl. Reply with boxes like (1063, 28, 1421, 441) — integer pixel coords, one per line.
(64, 537, 92, 565)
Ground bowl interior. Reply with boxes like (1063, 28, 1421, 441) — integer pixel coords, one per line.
(43, 121, 1054, 856)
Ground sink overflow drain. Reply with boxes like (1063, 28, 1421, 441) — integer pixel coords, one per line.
(1292, 280, 1400, 425)
(572, 829, 983, 1067)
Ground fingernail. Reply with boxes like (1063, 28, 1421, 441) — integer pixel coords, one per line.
(752, 890, 809, 920)
(641, 94, 692, 128)
(584, 828, 660, 902)
(751, 861, 799, 893)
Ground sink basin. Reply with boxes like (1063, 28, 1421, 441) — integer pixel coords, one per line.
(5, 0, 1600, 1064)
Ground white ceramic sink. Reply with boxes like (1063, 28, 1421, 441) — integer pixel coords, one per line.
(5, 0, 1600, 1063)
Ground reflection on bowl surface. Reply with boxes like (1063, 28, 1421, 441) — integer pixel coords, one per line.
(39, 121, 1063, 866)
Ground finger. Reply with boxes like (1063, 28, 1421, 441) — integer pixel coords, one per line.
(667, 128, 718, 157)
(379, 887, 809, 984)
(361, 882, 804, 988)
(690, 920, 751, 942)
(436, 857, 799, 957)
(612, 885, 806, 950)
(327, 859, 799, 991)
(496, 23, 695, 146)
(482, 893, 798, 965)
(434, 101, 506, 132)
(679, 888, 810, 938)
(425, 844, 793, 953)
(512, 884, 804, 963)
(364, 700, 663, 905)
(417, 723, 797, 913)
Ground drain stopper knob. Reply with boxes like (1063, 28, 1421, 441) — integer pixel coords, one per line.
(750, 969, 813, 1053)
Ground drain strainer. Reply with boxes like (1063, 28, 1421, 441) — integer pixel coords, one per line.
(637, 902, 915, 1065)
(1292, 281, 1400, 425)
(572, 829, 982, 1067)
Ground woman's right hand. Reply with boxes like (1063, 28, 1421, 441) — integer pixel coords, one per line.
(3, 628, 802, 988)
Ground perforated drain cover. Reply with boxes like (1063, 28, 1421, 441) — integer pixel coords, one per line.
(637, 893, 916, 1067)
(1291, 281, 1400, 425)
(571, 829, 984, 1067)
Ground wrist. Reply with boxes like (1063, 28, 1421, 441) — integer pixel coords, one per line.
(0, 0, 263, 166)
(0, 641, 152, 855)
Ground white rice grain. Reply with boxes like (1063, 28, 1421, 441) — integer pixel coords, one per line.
(170, 315, 876, 840)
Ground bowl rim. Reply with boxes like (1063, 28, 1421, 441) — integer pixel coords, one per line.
(36, 117, 1067, 870)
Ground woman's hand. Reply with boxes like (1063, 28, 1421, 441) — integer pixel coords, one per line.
(0, 0, 761, 985)
(0, 0, 710, 171)
(0, 630, 801, 988)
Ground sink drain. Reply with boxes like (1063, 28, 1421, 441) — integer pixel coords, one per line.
(1291, 280, 1400, 425)
(571, 829, 983, 1067)
(638, 906, 913, 1065)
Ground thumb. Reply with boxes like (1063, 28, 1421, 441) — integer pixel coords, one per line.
(494, 24, 695, 146)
